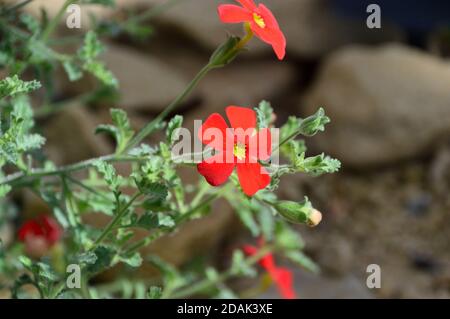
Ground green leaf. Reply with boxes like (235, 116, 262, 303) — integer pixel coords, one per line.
(258, 206, 275, 241)
(235, 206, 260, 237)
(83, 60, 118, 87)
(166, 115, 183, 146)
(78, 31, 104, 61)
(119, 252, 142, 268)
(254, 100, 273, 129)
(96, 108, 134, 153)
(76, 251, 98, 265)
(63, 60, 83, 81)
(0, 75, 41, 99)
(230, 250, 256, 277)
(157, 213, 175, 228)
(285, 250, 319, 274)
(274, 221, 305, 251)
(280, 116, 301, 142)
(93, 160, 120, 191)
(136, 212, 159, 229)
(135, 179, 168, 201)
(147, 286, 162, 299)
(87, 246, 115, 274)
(296, 153, 341, 176)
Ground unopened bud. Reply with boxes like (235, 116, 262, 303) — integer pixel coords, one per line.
(307, 209, 322, 227)
(272, 197, 322, 227)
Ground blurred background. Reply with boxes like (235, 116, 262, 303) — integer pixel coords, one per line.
(5, 0, 450, 298)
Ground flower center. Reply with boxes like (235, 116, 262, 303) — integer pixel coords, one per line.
(233, 143, 246, 161)
(253, 13, 266, 28)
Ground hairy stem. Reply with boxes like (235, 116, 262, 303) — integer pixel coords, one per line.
(122, 64, 213, 153)
(41, 0, 75, 42)
(90, 192, 141, 250)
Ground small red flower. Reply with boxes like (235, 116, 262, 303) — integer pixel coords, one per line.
(244, 241, 296, 299)
(18, 215, 62, 258)
(197, 106, 272, 196)
(218, 0, 286, 60)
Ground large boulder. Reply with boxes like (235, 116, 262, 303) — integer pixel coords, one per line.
(303, 44, 450, 167)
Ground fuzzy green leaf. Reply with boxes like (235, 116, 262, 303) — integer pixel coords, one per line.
(0, 75, 41, 99)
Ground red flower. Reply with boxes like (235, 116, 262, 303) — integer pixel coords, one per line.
(218, 0, 286, 60)
(197, 106, 272, 196)
(244, 242, 296, 299)
(18, 215, 62, 258)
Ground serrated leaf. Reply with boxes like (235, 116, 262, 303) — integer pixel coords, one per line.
(0, 75, 41, 99)
(296, 153, 341, 176)
(254, 100, 273, 129)
(135, 179, 168, 201)
(96, 108, 134, 153)
(93, 160, 120, 191)
(166, 115, 183, 146)
(78, 31, 104, 61)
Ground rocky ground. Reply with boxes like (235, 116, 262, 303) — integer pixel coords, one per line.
(9, 0, 450, 298)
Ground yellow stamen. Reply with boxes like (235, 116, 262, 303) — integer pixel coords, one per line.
(233, 143, 246, 161)
(253, 13, 266, 28)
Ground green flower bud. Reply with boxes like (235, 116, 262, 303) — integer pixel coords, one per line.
(273, 197, 322, 227)
(209, 36, 241, 68)
(299, 107, 330, 137)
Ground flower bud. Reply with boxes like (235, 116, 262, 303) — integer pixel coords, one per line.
(273, 198, 322, 227)
(209, 36, 241, 68)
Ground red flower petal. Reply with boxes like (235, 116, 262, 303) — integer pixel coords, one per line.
(198, 113, 230, 151)
(197, 153, 235, 186)
(40, 216, 62, 245)
(251, 24, 286, 60)
(18, 220, 44, 242)
(218, 4, 252, 23)
(270, 267, 296, 299)
(236, 162, 270, 196)
(243, 244, 258, 256)
(236, 0, 257, 10)
(255, 4, 280, 29)
(225, 106, 257, 131)
(18, 216, 62, 247)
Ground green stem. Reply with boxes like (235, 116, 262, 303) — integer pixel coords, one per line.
(41, 0, 75, 42)
(0, 155, 145, 187)
(122, 64, 213, 153)
(90, 192, 141, 250)
(169, 246, 273, 299)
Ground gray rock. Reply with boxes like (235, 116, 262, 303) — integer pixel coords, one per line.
(198, 60, 296, 107)
(44, 107, 112, 165)
(303, 44, 450, 167)
(101, 43, 189, 111)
